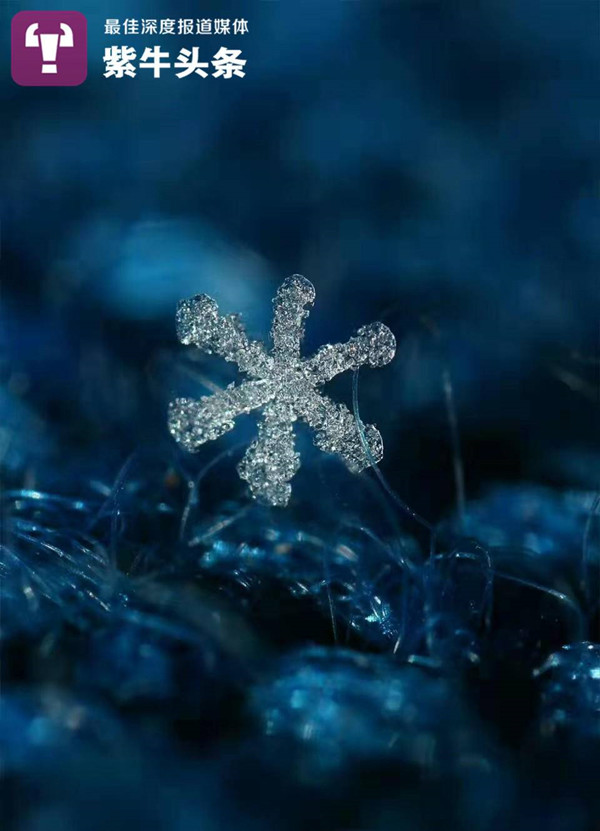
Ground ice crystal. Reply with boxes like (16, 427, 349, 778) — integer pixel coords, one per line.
(169, 275, 396, 506)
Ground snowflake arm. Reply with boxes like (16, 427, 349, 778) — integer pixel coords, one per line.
(176, 294, 272, 376)
(304, 322, 396, 384)
(297, 389, 384, 472)
(168, 380, 274, 451)
(237, 402, 300, 506)
(270, 274, 315, 359)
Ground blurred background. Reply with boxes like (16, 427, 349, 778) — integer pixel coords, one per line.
(2, 0, 598, 509)
(1, 1, 599, 830)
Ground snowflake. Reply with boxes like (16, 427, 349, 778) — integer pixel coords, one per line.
(168, 275, 396, 506)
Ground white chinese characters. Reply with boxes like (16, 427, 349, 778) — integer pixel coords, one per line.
(104, 18, 248, 36)
(103, 46, 136, 79)
(103, 46, 246, 79)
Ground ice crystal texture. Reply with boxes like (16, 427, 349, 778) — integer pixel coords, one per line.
(169, 275, 396, 506)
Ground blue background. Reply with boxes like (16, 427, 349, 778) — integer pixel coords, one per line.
(1, 2, 599, 830)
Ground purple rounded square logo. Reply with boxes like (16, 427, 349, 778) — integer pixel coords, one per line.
(12, 11, 87, 86)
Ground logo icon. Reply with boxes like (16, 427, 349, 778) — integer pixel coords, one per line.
(11, 11, 87, 86)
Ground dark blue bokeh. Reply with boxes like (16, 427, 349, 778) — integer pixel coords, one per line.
(1, 2, 599, 829)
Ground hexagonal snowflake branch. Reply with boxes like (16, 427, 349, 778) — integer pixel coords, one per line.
(169, 275, 396, 506)
(168, 380, 274, 451)
(237, 401, 300, 507)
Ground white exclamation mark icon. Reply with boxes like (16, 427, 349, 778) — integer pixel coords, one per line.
(25, 23, 73, 75)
